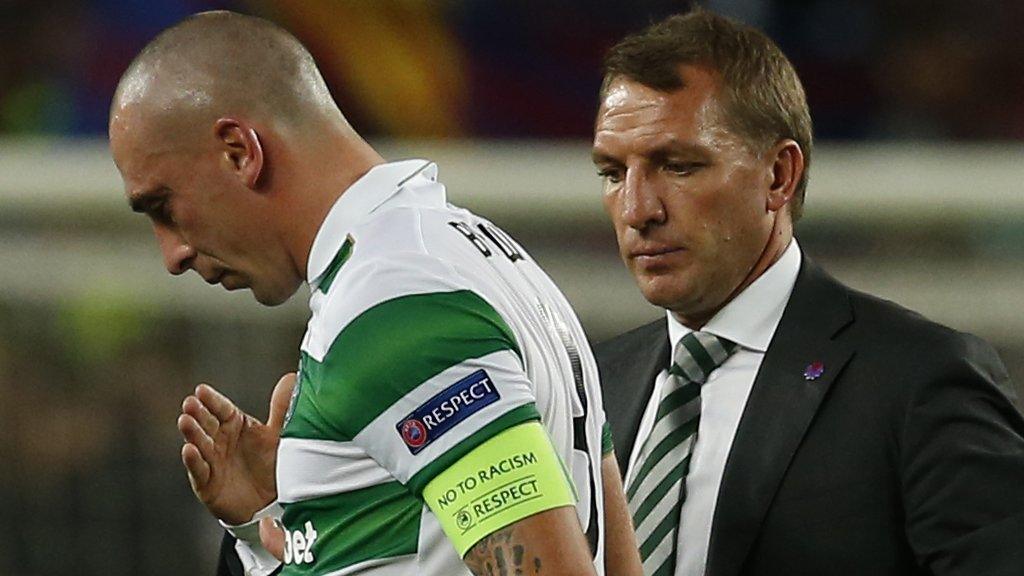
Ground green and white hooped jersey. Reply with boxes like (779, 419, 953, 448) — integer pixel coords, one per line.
(273, 160, 609, 575)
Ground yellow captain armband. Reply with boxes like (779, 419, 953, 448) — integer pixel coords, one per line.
(422, 421, 577, 557)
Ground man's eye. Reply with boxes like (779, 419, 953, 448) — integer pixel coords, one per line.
(597, 169, 623, 184)
(664, 162, 704, 176)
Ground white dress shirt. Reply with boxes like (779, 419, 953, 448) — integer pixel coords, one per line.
(624, 239, 802, 575)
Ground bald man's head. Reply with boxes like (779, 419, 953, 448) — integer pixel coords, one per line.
(110, 11, 384, 308)
(111, 10, 339, 129)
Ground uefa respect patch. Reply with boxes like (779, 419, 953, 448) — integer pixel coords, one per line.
(396, 369, 500, 455)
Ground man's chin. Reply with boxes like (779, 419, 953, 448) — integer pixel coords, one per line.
(637, 275, 734, 329)
(249, 282, 301, 307)
(636, 275, 702, 316)
(636, 271, 687, 306)
(251, 290, 291, 307)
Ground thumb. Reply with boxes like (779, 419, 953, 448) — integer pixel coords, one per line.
(266, 372, 297, 432)
(259, 517, 285, 561)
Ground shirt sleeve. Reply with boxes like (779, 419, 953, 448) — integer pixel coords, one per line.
(601, 421, 615, 456)
(291, 253, 540, 496)
(219, 502, 284, 576)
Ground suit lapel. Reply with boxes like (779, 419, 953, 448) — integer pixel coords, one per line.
(706, 257, 856, 576)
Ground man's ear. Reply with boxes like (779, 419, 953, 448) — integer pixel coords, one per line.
(766, 139, 804, 213)
(214, 118, 264, 190)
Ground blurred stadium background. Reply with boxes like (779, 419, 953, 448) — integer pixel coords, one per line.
(1, 1, 1022, 574)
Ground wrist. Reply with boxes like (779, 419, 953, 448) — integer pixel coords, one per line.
(220, 500, 284, 545)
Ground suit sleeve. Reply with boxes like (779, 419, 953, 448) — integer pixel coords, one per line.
(900, 334, 1024, 574)
(217, 533, 242, 576)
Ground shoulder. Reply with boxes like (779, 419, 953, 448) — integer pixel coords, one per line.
(335, 203, 499, 298)
(795, 258, 1002, 372)
(305, 235, 520, 398)
(299, 250, 522, 441)
(306, 246, 467, 349)
(356, 200, 483, 254)
(594, 318, 665, 353)
(816, 276, 1013, 403)
(846, 286, 1003, 369)
(311, 204, 479, 335)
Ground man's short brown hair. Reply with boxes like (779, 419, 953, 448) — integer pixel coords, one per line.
(601, 9, 813, 221)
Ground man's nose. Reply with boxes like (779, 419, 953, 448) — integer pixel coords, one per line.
(154, 225, 196, 275)
(620, 169, 666, 231)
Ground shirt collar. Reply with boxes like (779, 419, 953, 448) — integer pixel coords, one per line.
(667, 238, 802, 354)
(306, 159, 436, 289)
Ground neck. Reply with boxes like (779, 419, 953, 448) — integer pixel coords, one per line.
(274, 126, 385, 281)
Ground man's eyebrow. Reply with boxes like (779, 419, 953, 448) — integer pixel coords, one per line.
(648, 145, 707, 164)
(591, 141, 709, 166)
(591, 151, 618, 165)
(127, 187, 167, 213)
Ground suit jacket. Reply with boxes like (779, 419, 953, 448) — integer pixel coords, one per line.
(596, 256, 1024, 576)
(217, 533, 247, 576)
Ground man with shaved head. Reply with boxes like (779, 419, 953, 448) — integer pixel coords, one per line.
(111, 11, 375, 308)
(110, 11, 641, 576)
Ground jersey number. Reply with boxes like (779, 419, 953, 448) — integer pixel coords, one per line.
(538, 302, 600, 558)
(449, 221, 524, 263)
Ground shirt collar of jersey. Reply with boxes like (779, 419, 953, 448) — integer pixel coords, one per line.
(667, 238, 802, 354)
(306, 159, 437, 290)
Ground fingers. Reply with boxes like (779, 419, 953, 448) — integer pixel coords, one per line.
(182, 395, 220, 436)
(182, 442, 211, 491)
(259, 518, 286, 561)
(266, 372, 298, 432)
(195, 383, 239, 424)
(178, 412, 217, 462)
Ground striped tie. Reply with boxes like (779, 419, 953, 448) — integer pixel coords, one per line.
(626, 331, 738, 576)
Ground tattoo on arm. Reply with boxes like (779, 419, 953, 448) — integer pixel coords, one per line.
(464, 525, 543, 575)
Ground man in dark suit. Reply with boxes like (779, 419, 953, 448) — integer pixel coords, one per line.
(590, 10, 1024, 576)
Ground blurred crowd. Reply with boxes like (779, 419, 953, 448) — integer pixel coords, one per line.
(1, 0, 1022, 140)
(0, 297, 305, 574)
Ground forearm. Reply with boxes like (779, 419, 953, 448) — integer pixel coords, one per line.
(601, 453, 642, 576)
(464, 506, 596, 576)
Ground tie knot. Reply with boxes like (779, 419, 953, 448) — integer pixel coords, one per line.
(670, 331, 737, 384)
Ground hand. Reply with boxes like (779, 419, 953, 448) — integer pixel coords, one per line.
(177, 373, 296, 525)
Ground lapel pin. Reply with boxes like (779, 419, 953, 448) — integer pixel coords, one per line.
(803, 361, 825, 380)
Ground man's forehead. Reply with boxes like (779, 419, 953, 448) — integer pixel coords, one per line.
(600, 72, 724, 126)
(109, 107, 151, 173)
(599, 78, 667, 117)
(109, 108, 177, 204)
(602, 80, 650, 110)
(602, 71, 719, 112)
(115, 65, 157, 110)
(110, 103, 191, 165)
(109, 100, 157, 147)
(115, 145, 154, 203)
(593, 92, 743, 163)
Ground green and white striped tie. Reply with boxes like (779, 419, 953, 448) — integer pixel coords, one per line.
(626, 331, 738, 576)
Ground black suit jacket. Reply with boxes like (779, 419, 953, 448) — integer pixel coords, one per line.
(596, 256, 1024, 576)
(217, 533, 245, 576)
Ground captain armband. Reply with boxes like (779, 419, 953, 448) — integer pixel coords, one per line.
(422, 421, 577, 557)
